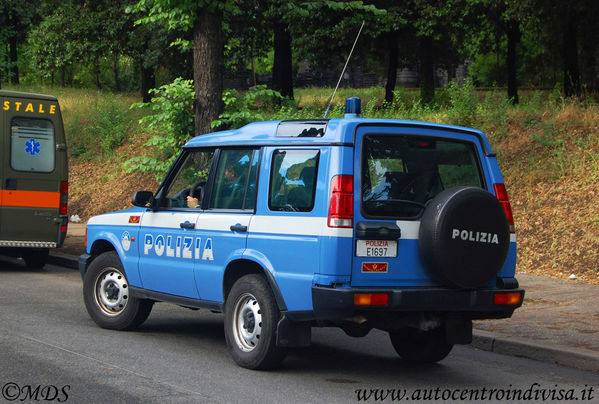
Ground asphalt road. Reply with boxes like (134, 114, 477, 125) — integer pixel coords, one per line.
(0, 258, 597, 404)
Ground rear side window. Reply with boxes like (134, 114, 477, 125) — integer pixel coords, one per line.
(269, 149, 319, 212)
(10, 118, 55, 172)
(362, 134, 483, 218)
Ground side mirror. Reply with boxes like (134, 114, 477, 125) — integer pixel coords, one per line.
(131, 191, 154, 207)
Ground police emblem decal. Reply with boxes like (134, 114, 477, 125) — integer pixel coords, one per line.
(121, 231, 131, 251)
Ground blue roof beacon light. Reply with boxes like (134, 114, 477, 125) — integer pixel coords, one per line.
(344, 97, 362, 118)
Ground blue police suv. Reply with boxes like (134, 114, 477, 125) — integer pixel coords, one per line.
(80, 98, 524, 369)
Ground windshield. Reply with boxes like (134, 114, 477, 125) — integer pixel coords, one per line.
(361, 134, 483, 218)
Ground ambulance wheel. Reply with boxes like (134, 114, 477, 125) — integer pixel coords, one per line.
(22, 249, 49, 268)
(224, 274, 286, 369)
(83, 251, 153, 330)
(389, 327, 453, 363)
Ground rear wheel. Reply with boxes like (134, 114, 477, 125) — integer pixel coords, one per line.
(224, 274, 286, 369)
(389, 326, 453, 363)
(22, 249, 49, 268)
(83, 251, 153, 330)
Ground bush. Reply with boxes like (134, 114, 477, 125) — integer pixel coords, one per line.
(212, 85, 283, 130)
(125, 78, 194, 178)
(446, 78, 479, 127)
(65, 95, 131, 159)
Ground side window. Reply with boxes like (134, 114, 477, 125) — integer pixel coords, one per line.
(10, 118, 55, 173)
(209, 149, 257, 210)
(165, 149, 215, 208)
(269, 149, 319, 212)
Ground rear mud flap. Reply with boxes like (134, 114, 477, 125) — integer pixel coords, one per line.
(276, 316, 311, 347)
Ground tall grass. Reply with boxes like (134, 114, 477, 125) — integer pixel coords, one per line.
(3, 85, 143, 160)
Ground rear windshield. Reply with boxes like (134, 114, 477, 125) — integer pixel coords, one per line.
(10, 117, 55, 173)
(361, 134, 483, 218)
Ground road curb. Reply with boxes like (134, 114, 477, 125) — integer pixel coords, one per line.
(472, 330, 599, 373)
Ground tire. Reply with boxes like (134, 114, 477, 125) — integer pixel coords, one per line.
(419, 186, 510, 289)
(389, 326, 453, 363)
(83, 251, 153, 330)
(22, 249, 49, 268)
(224, 274, 286, 369)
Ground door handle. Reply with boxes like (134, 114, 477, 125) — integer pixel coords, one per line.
(230, 224, 248, 232)
(180, 221, 195, 229)
(5, 178, 17, 190)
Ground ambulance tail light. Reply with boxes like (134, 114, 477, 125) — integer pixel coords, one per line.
(493, 183, 514, 233)
(328, 175, 353, 228)
(59, 181, 68, 215)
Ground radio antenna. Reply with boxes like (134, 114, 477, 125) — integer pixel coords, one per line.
(323, 21, 365, 119)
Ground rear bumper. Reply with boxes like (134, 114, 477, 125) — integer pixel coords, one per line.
(311, 285, 524, 320)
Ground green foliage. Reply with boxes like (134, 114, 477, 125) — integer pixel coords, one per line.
(65, 96, 132, 160)
(125, 78, 194, 178)
(446, 78, 479, 127)
(480, 88, 511, 138)
(212, 85, 283, 130)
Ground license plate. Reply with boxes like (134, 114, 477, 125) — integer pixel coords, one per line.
(356, 240, 397, 257)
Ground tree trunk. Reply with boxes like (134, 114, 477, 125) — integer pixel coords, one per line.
(93, 58, 102, 89)
(580, 30, 597, 91)
(60, 67, 66, 87)
(141, 63, 155, 103)
(506, 20, 520, 104)
(272, 21, 294, 99)
(8, 33, 19, 84)
(563, 14, 581, 97)
(385, 30, 399, 104)
(113, 52, 121, 92)
(193, 7, 224, 135)
(419, 36, 435, 105)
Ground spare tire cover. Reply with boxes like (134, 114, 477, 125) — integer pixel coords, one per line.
(418, 186, 510, 289)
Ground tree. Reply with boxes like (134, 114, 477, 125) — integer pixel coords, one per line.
(134, 0, 236, 135)
(27, 4, 81, 86)
(409, 0, 459, 105)
(0, 0, 39, 84)
(223, 0, 271, 86)
(287, 1, 382, 96)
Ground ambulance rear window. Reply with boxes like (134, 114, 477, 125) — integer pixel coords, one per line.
(10, 118, 55, 173)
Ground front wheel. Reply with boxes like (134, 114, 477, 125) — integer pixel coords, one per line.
(224, 274, 286, 369)
(389, 326, 453, 363)
(83, 251, 153, 330)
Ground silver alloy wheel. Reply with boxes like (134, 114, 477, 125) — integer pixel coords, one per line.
(94, 267, 129, 316)
(232, 292, 263, 352)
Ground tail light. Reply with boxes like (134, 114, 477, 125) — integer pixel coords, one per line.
(354, 293, 389, 306)
(59, 181, 68, 215)
(493, 183, 514, 233)
(328, 175, 353, 228)
(494, 292, 522, 305)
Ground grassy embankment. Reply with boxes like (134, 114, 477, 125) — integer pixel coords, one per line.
(4, 84, 598, 284)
